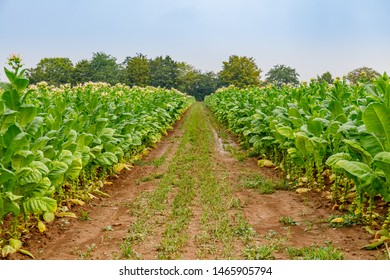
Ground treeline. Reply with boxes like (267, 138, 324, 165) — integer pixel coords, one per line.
(27, 52, 221, 100)
(27, 52, 383, 100)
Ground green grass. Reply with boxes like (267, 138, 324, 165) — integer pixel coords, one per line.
(244, 244, 276, 260)
(285, 244, 344, 260)
(279, 216, 299, 226)
(239, 174, 280, 194)
(121, 103, 263, 259)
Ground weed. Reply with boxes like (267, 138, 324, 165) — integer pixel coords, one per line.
(240, 174, 277, 194)
(80, 210, 91, 221)
(78, 243, 96, 260)
(152, 157, 166, 167)
(285, 243, 344, 260)
(103, 225, 114, 231)
(244, 244, 276, 260)
(229, 197, 242, 209)
(279, 216, 299, 226)
(329, 213, 362, 228)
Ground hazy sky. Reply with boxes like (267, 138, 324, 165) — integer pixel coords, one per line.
(0, 0, 389, 81)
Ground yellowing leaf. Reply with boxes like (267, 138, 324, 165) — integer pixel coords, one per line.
(43, 212, 55, 223)
(9, 239, 22, 250)
(362, 239, 384, 250)
(258, 159, 274, 167)
(38, 221, 46, 233)
(364, 226, 375, 235)
(67, 199, 85, 206)
(299, 177, 308, 183)
(55, 212, 77, 218)
(2, 245, 16, 258)
(330, 217, 344, 224)
(104, 181, 113, 185)
(93, 189, 110, 198)
(19, 249, 35, 259)
(296, 188, 310, 194)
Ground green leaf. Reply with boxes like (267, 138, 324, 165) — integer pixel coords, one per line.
(342, 139, 373, 165)
(14, 77, 29, 91)
(4, 67, 16, 83)
(9, 239, 22, 250)
(48, 161, 68, 186)
(97, 152, 118, 166)
(359, 132, 384, 156)
(2, 132, 29, 164)
(23, 197, 57, 214)
(294, 132, 309, 156)
(326, 153, 352, 166)
(26, 116, 44, 136)
(59, 149, 73, 166)
(275, 126, 294, 139)
(373, 152, 390, 184)
(16, 167, 42, 185)
(30, 161, 50, 176)
(307, 118, 323, 137)
(0, 109, 18, 133)
(363, 102, 390, 149)
(11, 150, 35, 170)
(335, 160, 377, 188)
(0, 165, 16, 184)
(3, 124, 22, 147)
(2, 90, 20, 110)
(17, 105, 37, 127)
(66, 157, 82, 180)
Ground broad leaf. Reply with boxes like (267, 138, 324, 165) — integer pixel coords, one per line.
(17, 105, 37, 127)
(2, 90, 20, 110)
(23, 197, 57, 214)
(363, 102, 390, 149)
(97, 152, 118, 166)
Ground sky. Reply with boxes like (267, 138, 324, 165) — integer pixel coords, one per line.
(0, 0, 389, 81)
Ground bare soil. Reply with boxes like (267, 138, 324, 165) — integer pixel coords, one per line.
(17, 104, 384, 260)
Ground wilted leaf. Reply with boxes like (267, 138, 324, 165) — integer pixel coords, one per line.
(296, 188, 310, 194)
(2, 245, 16, 258)
(43, 212, 55, 223)
(67, 199, 85, 206)
(330, 217, 344, 224)
(19, 249, 35, 259)
(258, 159, 274, 167)
(55, 212, 77, 218)
(38, 221, 46, 233)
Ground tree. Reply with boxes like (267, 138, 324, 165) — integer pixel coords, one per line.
(317, 71, 334, 84)
(219, 55, 261, 87)
(28, 57, 74, 86)
(122, 53, 151, 87)
(89, 52, 121, 85)
(175, 62, 199, 93)
(189, 71, 221, 101)
(265, 64, 299, 86)
(149, 55, 179, 88)
(175, 62, 221, 100)
(72, 59, 92, 85)
(346, 67, 380, 84)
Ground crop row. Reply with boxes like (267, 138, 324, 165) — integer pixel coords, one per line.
(0, 58, 195, 257)
(205, 75, 390, 231)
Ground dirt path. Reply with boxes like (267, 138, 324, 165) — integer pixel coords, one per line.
(23, 103, 383, 260)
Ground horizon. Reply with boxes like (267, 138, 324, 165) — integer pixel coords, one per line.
(1, 0, 389, 82)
